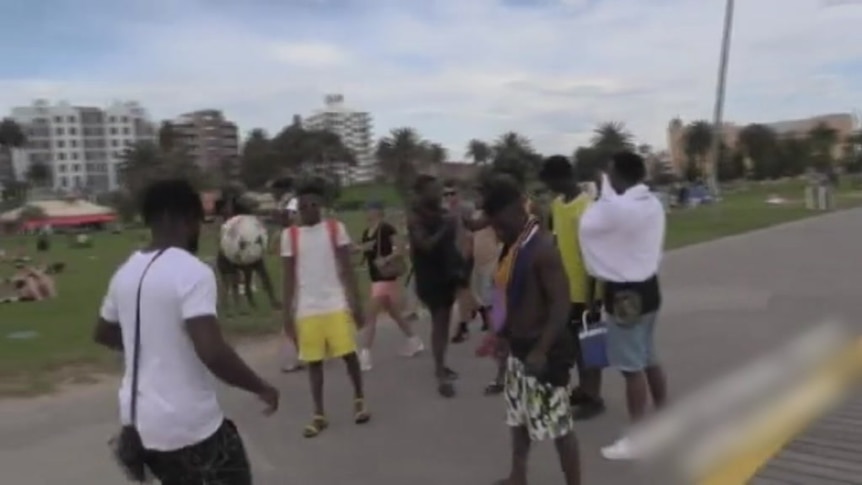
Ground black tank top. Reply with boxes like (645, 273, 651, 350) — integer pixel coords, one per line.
(410, 218, 457, 285)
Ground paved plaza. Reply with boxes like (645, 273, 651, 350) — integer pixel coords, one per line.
(2, 208, 861, 485)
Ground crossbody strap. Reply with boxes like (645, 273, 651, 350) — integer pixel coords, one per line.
(129, 248, 168, 427)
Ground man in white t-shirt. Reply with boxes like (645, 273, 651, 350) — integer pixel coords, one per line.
(282, 179, 370, 438)
(93, 179, 279, 483)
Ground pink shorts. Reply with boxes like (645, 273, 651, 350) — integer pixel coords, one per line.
(370, 281, 400, 300)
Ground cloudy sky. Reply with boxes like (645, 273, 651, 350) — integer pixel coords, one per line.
(0, 0, 859, 158)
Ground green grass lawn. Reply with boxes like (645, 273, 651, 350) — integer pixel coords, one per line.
(0, 181, 859, 396)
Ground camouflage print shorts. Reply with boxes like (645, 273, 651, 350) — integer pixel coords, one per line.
(504, 356, 574, 441)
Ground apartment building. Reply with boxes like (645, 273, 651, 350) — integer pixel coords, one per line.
(667, 113, 855, 174)
(303, 94, 376, 184)
(171, 109, 240, 181)
(9, 99, 156, 192)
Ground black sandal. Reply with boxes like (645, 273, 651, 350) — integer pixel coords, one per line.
(438, 381, 456, 398)
(484, 381, 504, 395)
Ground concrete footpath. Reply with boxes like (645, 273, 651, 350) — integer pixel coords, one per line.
(2, 209, 861, 485)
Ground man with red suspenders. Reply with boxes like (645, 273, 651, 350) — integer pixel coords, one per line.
(281, 180, 370, 438)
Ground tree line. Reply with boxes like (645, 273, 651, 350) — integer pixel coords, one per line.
(1, 113, 859, 209)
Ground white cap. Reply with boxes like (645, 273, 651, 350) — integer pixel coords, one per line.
(285, 198, 298, 212)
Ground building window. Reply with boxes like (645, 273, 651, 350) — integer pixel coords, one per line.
(57, 140, 65, 148)
(60, 177, 67, 187)
(58, 153, 66, 161)
(59, 165, 67, 173)
(67, 116, 75, 123)
(111, 140, 118, 147)
(109, 116, 116, 123)
(71, 153, 79, 160)
(73, 164, 81, 172)
(122, 127, 130, 135)
(54, 116, 62, 123)
(121, 116, 129, 123)
(70, 140, 78, 148)
(55, 127, 64, 135)
(110, 127, 117, 135)
(69, 127, 77, 135)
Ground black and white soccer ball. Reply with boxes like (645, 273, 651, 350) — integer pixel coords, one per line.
(220, 215, 268, 265)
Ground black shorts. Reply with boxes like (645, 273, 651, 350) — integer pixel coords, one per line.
(216, 252, 238, 275)
(144, 419, 251, 485)
(416, 276, 457, 311)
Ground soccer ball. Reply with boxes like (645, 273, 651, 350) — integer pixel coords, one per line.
(220, 215, 268, 265)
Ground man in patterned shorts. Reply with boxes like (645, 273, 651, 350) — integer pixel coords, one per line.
(480, 174, 581, 485)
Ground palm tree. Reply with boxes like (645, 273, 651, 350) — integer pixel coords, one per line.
(572, 146, 602, 182)
(425, 143, 447, 165)
(493, 132, 534, 157)
(683, 120, 713, 179)
(466, 139, 492, 164)
(376, 127, 426, 194)
(738, 124, 779, 179)
(240, 129, 279, 190)
(0, 118, 26, 187)
(158, 121, 178, 153)
(591, 122, 634, 155)
(26, 162, 52, 188)
(491, 132, 539, 181)
(807, 122, 839, 167)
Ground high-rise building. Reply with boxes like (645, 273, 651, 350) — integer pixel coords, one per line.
(9, 99, 156, 192)
(171, 109, 240, 182)
(303, 94, 376, 184)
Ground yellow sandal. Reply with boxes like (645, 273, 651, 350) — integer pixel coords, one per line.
(354, 398, 371, 424)
(303, 415, 329, 438)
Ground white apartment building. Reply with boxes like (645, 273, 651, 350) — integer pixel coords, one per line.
(303, 94, 376, 184)
(9, 99, 156, 193)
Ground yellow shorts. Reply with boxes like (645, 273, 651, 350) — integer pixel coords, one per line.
(297, 310, 357, 363)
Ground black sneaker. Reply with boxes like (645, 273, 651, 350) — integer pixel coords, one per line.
(451, 323, 469, 343)
(573, 398, 606, 421)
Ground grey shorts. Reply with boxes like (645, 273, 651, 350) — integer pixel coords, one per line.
(606, 312, 659, 372)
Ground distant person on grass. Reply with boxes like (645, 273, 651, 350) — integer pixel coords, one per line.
(579, 151, 668, 460)
(540, 155, 606, 421)
(93, 178, 279, 484)
(408, 174, 463, 397)
(481, 174, 581, 485)
(357, 200, 424, 372)
(445, 181, 481, 344)
(217, 197, 281, 313)
(281, 179, 371, 438)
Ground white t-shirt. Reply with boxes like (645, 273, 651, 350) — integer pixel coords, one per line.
(280, 221, 351, 318)
(100, 248, 224, 452)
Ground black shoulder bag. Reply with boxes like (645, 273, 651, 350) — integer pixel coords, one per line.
(111, 249, 166, 482)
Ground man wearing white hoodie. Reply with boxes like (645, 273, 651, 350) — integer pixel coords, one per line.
(578, 151, 669, 461)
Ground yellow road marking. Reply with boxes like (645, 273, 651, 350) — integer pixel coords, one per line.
(697, 337, 862, 485)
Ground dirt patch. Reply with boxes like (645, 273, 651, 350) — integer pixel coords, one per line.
(0, 335, 281, 401)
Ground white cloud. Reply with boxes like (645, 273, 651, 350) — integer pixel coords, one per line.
(0, 0, 860, 158)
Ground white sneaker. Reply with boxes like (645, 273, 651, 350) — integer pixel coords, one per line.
(399, 336, 425, 357)
(359, 349, 373, 372)
(600, 437, 638, 461)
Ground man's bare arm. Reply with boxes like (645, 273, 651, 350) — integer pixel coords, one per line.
(93, 319, 123, 351)
(534, 238, 571, 355)
(281, 256, 296, 337)
(186, 315, 270, 395)
(335, 245, 364, 324)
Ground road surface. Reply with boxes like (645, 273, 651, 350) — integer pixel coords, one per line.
(2, 208, 861, 484)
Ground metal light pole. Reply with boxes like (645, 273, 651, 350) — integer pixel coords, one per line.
(707, 0, 735, 199)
